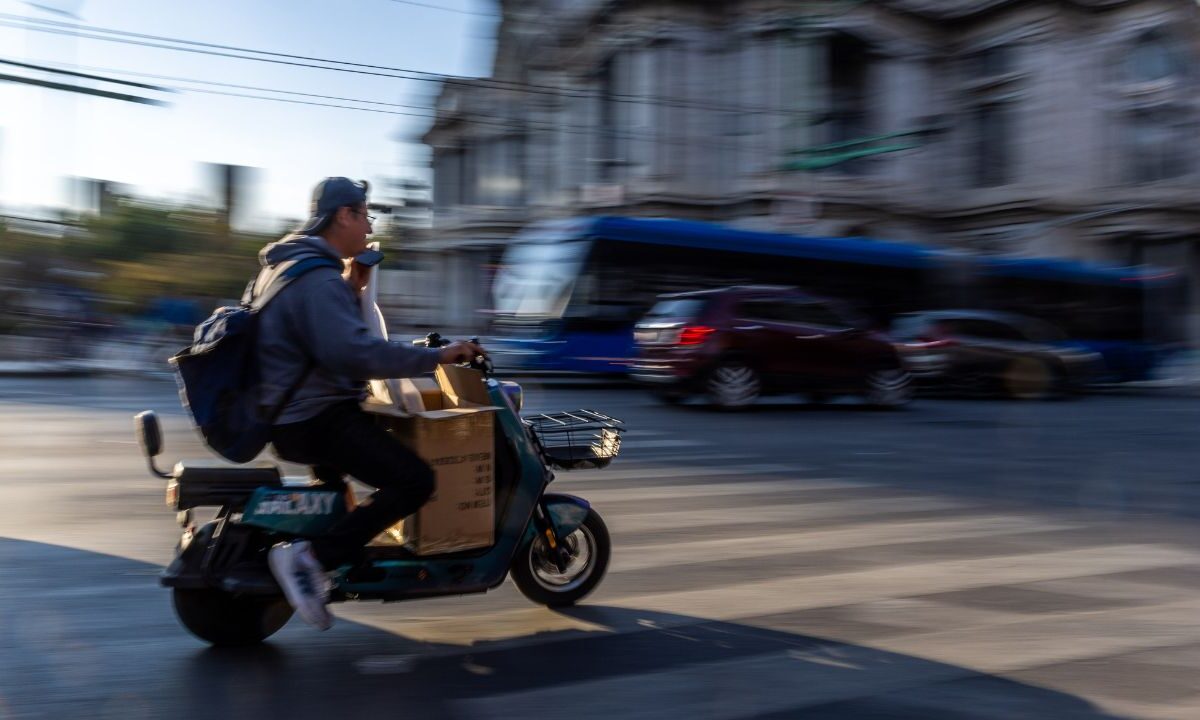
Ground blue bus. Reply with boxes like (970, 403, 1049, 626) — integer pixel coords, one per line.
(970, 256, 1185, 382)
(487, 216, 1182, 379)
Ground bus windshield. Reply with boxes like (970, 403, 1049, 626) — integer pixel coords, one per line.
(493, 238, 590, 318)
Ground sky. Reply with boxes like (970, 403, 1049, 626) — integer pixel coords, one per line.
(0, 0, 497, 227)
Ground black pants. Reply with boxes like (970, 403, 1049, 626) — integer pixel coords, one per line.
(270, 401, 435, 570)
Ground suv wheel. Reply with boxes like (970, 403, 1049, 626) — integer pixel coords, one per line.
(865, 368, 913, 408)
(707, 362, 761, 409)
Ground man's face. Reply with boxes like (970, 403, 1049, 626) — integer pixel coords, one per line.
(330, 203, 372, 256)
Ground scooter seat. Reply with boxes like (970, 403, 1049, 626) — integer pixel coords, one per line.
(173, 461, 282, 486)
(169, 462, 283, 510)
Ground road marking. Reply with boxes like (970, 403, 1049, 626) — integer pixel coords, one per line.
(560, 463, 808, 482)
(612, 515, 1077, 571)
(609, 496, 971, 534)
(363, 545, 1198, 648)
(453, 647, 966, 720)
(452, 598, 1200, 720)
(569, 479, 878, 505)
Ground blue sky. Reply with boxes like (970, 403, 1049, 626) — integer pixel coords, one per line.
(0, 0, 496, 226)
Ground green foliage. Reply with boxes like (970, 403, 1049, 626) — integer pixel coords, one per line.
(1, 199, 277, 316)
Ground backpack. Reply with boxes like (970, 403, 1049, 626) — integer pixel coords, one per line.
(170, 256, 341, 463)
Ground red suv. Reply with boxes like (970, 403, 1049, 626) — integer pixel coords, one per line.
(630, 286, 912, 409)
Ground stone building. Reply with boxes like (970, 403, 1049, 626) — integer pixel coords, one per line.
(417, 0, 1200, 343)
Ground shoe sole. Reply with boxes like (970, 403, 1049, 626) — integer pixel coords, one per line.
(269, 549, 334, 631)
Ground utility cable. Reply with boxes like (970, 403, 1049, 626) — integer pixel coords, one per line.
(0, 13, 822, 119)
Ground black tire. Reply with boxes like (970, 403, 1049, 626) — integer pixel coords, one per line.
(172, 588, 293, 646)
(706, 360, 761, 410)
(511, 510, 611, 608)
(864, 367, 914, 408)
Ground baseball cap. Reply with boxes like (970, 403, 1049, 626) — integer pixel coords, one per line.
(296, 177, 369, 234)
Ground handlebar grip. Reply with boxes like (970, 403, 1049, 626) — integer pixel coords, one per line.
(413, 332, 449, 348)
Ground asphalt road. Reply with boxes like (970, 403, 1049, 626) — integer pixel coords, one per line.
(1, 376, 1199, 719)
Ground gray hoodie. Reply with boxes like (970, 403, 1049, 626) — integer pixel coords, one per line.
(255, 234, 442, 424)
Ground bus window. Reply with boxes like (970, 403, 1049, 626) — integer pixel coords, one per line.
(493, 240, 589, 317)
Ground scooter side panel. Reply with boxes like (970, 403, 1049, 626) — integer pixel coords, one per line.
(241, 487, 348, 536)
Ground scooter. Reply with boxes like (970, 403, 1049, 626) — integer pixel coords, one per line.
(135, 334, 624, 646)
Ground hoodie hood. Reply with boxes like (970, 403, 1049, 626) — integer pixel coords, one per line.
(259, 234, 342, 269)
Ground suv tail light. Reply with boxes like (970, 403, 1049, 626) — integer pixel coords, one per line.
(678, 325, 716, 346)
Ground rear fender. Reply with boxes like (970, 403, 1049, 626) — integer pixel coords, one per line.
(161, 520, 216, 588)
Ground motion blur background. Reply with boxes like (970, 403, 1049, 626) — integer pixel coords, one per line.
(1, 0, 1199, 381)
(5, 3, 1200, 718)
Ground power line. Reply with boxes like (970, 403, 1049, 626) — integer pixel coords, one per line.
(0, 57, 171, 91)
(386, 0, 496, 19)
(184, 87, 438, 118)
(0, 70, 164, 104)
(0, 13, 820, 119)
(38, 59, 753, 152)
(41, 63, 436, 110)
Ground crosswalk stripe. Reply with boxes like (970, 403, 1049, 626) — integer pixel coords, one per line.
(453, 647, 966, 720)
(558, 463, 805, 482)
(620, 438, 705, 449)
(612, 515, 1077, 572)
(561, 479, 878, 505)
(452, 598, 1200, 720)
(615, 544, 1198, 622)
(608, 496, 972, 534)
(872, 598, 1200, 675)
(363, 544, 1198, 647)
(554, 454, 763, 471)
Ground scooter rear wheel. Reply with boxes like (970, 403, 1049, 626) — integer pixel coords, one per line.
(172, 588, 293, 646)
(511, 509, 610, 607)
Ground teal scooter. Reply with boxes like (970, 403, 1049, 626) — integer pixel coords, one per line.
(136, 335, 623, 646)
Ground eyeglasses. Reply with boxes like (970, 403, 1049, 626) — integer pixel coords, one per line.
(353, 208, 376, 224)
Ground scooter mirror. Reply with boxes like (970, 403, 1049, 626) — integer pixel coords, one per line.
(135, 410, 162, 458)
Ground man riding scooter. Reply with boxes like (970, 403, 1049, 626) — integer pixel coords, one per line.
(257, 177, 485, 630)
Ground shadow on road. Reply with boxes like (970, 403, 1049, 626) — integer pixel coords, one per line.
(0, 537, 1127, 720)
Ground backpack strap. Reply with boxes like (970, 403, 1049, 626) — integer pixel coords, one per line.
(248, 255, 342, 423)
(249, 256, 342, 311)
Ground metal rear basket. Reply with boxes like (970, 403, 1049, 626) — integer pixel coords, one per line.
(524, 409, 626, 470)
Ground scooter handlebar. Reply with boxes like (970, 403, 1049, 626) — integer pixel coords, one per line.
(412, 332, 493, 376)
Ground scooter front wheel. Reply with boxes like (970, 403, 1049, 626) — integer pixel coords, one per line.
(511, 509, 610, 607)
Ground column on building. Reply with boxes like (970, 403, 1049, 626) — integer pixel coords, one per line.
(874, 54, 929, 188)
(728, 25, 829, 182)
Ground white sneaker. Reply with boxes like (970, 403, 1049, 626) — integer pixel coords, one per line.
(268, 540, 334, 631)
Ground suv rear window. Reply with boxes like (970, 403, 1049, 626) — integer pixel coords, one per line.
(644, 299, 705, 320)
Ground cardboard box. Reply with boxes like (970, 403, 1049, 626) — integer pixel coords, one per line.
(408, 377, 444, 411)
(364, 366, 497, 555)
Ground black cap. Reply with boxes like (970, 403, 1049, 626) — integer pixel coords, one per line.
(296, 177, 369, 234)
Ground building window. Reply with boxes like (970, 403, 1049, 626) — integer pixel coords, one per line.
(433, 149, 461, 210)
(596, 48, 654, 183)
(654, 41, 684, 178)
(598, 56, 618, 182)
(972, 102, 1010, 187)
(473, 136, 523, 206)
(967, 45, 1013, 79)
(828, 33, 871, 175)
(1126, 110, 1190, 183)
(1127, 30, 1184, 83)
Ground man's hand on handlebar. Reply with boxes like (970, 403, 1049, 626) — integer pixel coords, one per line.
(438, 340, 488, 365)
